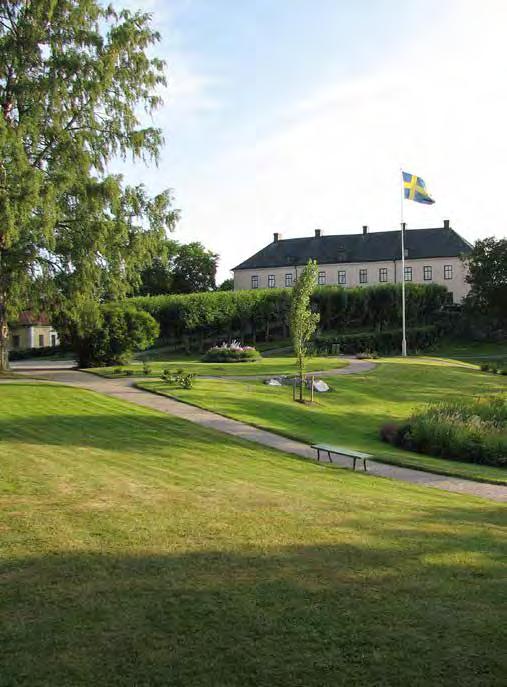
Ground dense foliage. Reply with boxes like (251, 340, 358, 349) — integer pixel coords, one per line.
(381, 395, 506, 467)
(0, 1, 176, 368)
(131, 282, 450, 350)
(315, 325, 441, 355)
(64, 303, 159, 367)
(138, 240, 218, 295)
(464, 237, 507, 323)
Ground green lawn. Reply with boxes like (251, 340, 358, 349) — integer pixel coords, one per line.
(430, 340, 507, 366)
(86, 353, 345, 378)
(139, 357, 507, 484)
(0, 382, 506, 686)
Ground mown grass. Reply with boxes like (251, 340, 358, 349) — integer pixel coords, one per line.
(86, 354, 345, 378)
(0, 382, 506, 686)
(140, 357, 507, 484)
(430, 340, 507, 366)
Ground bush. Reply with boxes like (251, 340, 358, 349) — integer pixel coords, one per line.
(202, 341, 260, 363)
(8, 344, 67, 361)
(69, 303, 159, 367)
(315, 325, 442, 356)
(130, 283, 450, 350)
(142, 362, 152, 376)
(480, 363, 490, 372)
(161, 368, 196, 389)
(381, 395, 507, 467)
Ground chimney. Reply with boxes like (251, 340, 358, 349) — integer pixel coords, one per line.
(443, 219, 450, 229)
(273, 232, 281, 242)
(315, 228, 322, 238)
(362, 225, 368, 235)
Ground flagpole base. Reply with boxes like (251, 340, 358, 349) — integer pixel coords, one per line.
(402, 339, 407, 357)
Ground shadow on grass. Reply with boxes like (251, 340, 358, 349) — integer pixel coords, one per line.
(1, 539, 505, 687)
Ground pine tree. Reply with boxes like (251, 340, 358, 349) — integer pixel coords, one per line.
(0, 1, 178, 368)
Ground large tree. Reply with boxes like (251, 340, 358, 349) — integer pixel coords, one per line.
(464, 237, 507, 323)
(138, 240, 218, 295)
(0, 0, 178, 369)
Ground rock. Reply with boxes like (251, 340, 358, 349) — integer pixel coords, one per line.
(265, 378, 282, 386)
(313, 380, 330, 392)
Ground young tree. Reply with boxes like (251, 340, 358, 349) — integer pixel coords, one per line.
(0, 1, 178, 369)
(289, 260, 320, 402)
(217, 277, 234, 291)
(464, 237, 507, 323)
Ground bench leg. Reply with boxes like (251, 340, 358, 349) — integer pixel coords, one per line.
(363, 459, 367, 472)
(327, 451, 332, 463)
(317, 448, 320, 462)
(353, 457, 357, 471)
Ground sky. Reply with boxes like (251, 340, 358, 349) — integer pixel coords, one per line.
(116, 0, 507, 282)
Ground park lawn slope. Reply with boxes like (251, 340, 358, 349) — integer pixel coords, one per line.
(0, 381, 505, 686)
(85, 353, 345, 378)
(140, 357, 507, 485)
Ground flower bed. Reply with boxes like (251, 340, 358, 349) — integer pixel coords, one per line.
(380, 395, 506, 467)
(202, 341, 261, 363)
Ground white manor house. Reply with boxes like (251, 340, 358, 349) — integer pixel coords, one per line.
(233, 221, 472, 303)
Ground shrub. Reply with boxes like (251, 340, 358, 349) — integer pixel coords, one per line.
(112, 367, 124, 376)
(142, 362, 152, 376)
(68, 303, 159, 367)
(160, 368, 196, 389)
(202, 341, 260, 363)
(480, 363, 490, 372)
(381, 395, 507, 467)
(315, 325, 441, 356)
(130, 283, 450, 349)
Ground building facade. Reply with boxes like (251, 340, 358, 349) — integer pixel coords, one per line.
(233, 222, 472, 303)
(8, 311, 60, 351)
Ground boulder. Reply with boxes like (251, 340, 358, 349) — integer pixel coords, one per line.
(265, 378, 282, 386)
(313, 379, 330, 392)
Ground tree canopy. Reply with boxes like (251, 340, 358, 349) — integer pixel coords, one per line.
(0, 0, 177, 368)
(138, 240, 218, 295)
(465, 237, 507, 323)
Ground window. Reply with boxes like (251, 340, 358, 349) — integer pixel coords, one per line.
(337, 270, 346, 285)
(318, 271, 326, 285)
(51, 334, 57, 347)
(404, 266, 413, 282)
(251, 275, 259, 289)
(379, 268, 388, 282)
(444, 264, 453, 280)
(359, 269, 368, 284)
(268, 274, 276, 288)
(423, 265, 432, 281)
(38, 334, 45, 347)
(13, 335, 20, 349)
(285, 273, 293, 287)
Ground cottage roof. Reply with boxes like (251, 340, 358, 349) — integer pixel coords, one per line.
(15, 311, 51, 326)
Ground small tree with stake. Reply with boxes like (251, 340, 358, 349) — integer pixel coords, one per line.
(289, 260, 320, 402)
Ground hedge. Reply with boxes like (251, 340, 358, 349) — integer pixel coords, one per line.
(131, 283, 450, 349)
(314, 325, 442, 355)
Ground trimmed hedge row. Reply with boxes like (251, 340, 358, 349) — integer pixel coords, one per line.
(315, 325, 442, 355)
(131, 283, 450, 348)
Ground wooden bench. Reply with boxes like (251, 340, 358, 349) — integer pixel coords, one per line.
(311, 443, 372, 471)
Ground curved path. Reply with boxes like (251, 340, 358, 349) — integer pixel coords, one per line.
(5, 367, 506, 503)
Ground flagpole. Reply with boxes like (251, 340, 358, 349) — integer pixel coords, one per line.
(400, 170, 407, 357)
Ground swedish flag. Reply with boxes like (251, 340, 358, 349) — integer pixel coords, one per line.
(402, 171, 435, 205)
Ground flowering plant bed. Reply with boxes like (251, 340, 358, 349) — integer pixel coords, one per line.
(202, 341, 261, 363)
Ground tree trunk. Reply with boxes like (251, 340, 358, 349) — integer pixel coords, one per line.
(298, 353, 304, 402)
(0, 317, 9, 371)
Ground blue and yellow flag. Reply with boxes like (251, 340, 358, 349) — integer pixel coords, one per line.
(402, 171, 435, 205)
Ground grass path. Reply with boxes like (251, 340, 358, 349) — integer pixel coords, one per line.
(0, 382, 506, 685)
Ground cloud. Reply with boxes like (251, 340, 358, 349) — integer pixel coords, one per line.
(172, 0, 507, 280)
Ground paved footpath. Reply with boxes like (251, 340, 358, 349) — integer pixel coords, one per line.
(5, 368, 507, 503)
